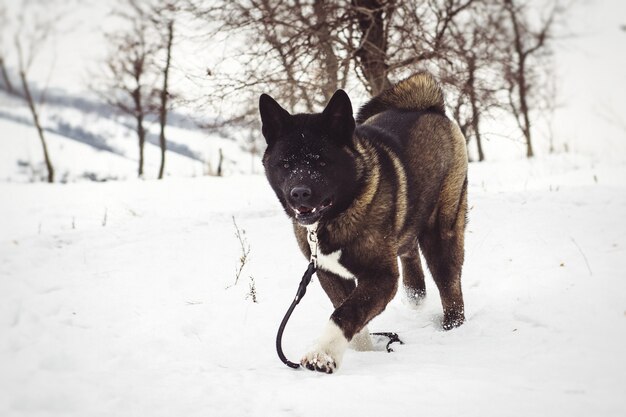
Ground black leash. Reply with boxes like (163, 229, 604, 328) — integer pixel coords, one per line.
(276, 261, 316, 369)
(370, 332, 405, 352)
(275, 259, 404, 369)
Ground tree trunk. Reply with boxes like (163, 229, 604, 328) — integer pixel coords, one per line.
(20, 70, 54, 183)
(515, 48, 534, 157)
(518, 62, 534, 158)
(352, 0, 393, 95)
(467, 58, 485, 161)
(0, 57, 14, 94)
(472, 114, 485, 162)
(506, 0, 534, 158)
(313, 0, 339, 101)
(137, 112, 145, 178)
(132, 86, 146, 178)
(158, 20, 174, 180)
(217, 148, 223, 177)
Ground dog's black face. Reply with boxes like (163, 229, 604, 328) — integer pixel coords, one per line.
(260, 91, 358, 225)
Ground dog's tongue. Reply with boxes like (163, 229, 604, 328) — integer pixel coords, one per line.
(298, 206, 313, 214)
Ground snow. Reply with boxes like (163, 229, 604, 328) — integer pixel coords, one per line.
(1, 156, 625, 416)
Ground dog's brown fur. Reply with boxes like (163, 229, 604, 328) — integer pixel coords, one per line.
(260, 72, 468, 372)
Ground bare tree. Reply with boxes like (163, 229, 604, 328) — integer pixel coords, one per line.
(13, 9, 59, 183)
(98, 0, 160, 178)
(191, 0, 564, 161)
(156, 16, 173, 180)
(502, 0, 558, 158)
(350, 0, 476, 95)
(350, 0, 394, 95)
(0, 4, 15, 94)
(197, 0, 351, 114)
(192, 0, 478, 118)
(439, 0, 506, 161)
(96, 0, 184, 179)
(147, 1, 181, 180)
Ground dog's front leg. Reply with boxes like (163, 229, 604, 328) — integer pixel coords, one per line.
(301, 262, 398, 373)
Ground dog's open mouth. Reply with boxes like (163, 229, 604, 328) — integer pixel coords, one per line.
(294, 198, 333, 224)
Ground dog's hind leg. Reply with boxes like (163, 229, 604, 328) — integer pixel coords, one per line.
(419, 227, 465, 330)
(419, 180, 468, 330)
(400, 247, 426, 305)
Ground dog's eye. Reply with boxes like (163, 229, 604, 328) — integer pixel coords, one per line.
(282, 162, 290, 169)
(319, 161, 326, 167)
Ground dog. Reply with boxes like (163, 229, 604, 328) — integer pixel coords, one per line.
(259, 72, 468, 373)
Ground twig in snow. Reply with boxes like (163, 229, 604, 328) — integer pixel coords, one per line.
(570, 237, 592, 276)
(102, 208, 108, 227)
(230, 216, 250, 287)
(246, 276, 258, 303)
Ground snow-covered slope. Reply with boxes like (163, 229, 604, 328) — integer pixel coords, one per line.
(0, 0, 260, 182)
(0, 89, 259, 182)
(1, 157, 624, 416)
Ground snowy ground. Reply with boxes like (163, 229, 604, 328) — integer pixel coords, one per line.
(1, 154, 625, 417)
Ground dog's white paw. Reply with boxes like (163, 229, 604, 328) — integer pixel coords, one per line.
(301, 350, 338, 373)
(301, 320, 349, 374)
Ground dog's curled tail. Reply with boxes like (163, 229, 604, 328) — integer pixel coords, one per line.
(356, 72, 445, 124)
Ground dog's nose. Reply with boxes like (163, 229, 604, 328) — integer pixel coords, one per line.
(290, 186, 312, 202)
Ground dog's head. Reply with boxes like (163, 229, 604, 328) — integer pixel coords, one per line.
(260, 90, 358, 226)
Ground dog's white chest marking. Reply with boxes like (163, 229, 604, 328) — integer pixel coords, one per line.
(317, 249, 355, 280)
(306, 224, 355, 281)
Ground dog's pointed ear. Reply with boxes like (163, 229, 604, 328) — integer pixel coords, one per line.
(322, 90, 355, 143)
(259, 94, 291, 144)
